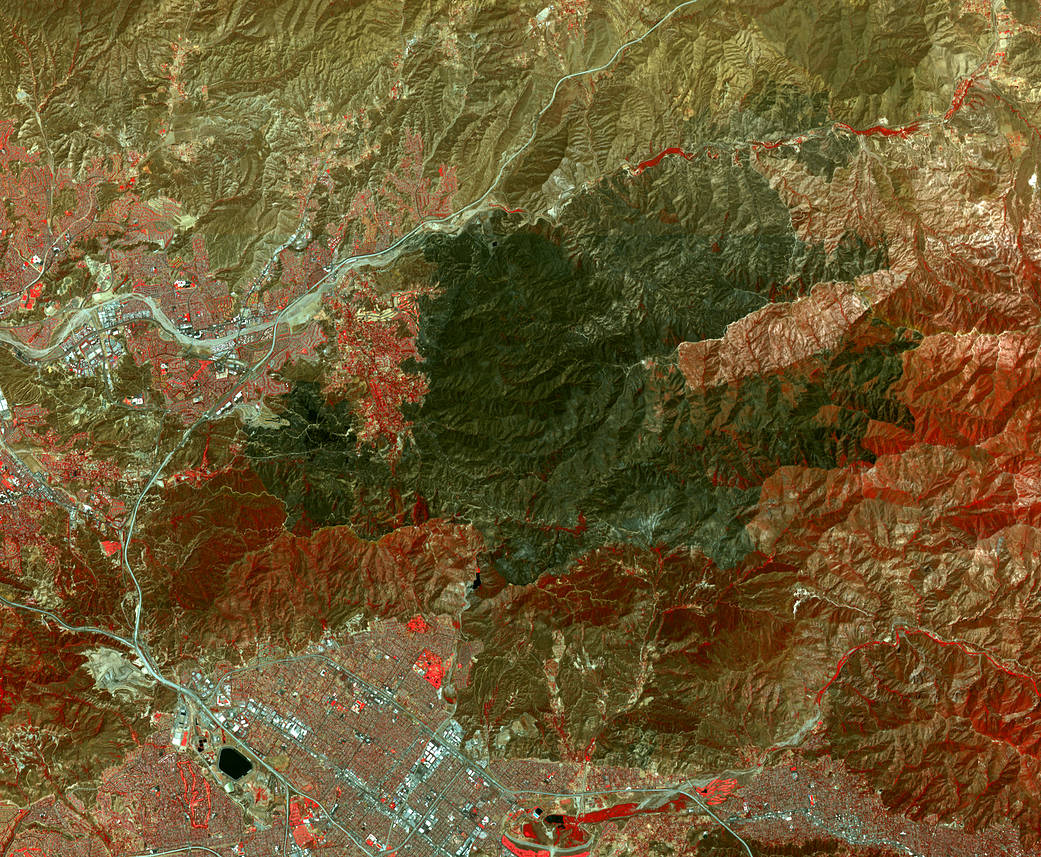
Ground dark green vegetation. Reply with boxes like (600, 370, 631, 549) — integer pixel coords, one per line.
(245, 382, 393, 536)
(409, 214, 762, 582)
(249, 178, 905, 584)
(685, 320, 918, 492)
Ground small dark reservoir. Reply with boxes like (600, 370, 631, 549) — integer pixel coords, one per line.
(217, 747, 253, 780)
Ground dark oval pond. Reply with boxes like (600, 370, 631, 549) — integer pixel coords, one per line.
(217, 746, 253, 780)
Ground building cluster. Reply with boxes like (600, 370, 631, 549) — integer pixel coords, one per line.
(164, 620, 514, 857)
(59, 322, 126, 378)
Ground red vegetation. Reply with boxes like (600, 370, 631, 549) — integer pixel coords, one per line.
(406, 615, 430, 633)
(0, 122, 118, 317)
(463, 545, 798, 770)
(414, 648, 444, 689)
(738, 302, 1041, 841)
(734, 754, 1024, 856)
(322, 130, 457, 445)
(0, 613, 141, 797)
(819, 628, 1041, 835)
(90, 741, 244, 852)
(24, 428, 126, 523)
(833, 121, 920, 138)
(175, 758, 213, 829)
(944, 77, 976, 121)
(696, 777, 738, 805)
(289, 796, 318, 848)
(817, 626, 1041, 706)
(323, 274, 434, 445)
(631, 146, 696, 175)
(678, 276, 897, 390)
(345, 130, 457, 257)
(157, 466, 287, 615)
(501, 834, 549, 857)
(202, 516, 482, 647)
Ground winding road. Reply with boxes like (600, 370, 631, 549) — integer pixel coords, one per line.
(0, 3, 767, 856)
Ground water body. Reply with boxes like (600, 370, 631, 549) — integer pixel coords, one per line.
(217, 746, 253, 780)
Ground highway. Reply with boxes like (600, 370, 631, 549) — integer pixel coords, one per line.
(126, 848, 226, 857)
(204, 650, 519, 798)
(0, 0, 708, 371)
(0, 2, 757, 856)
